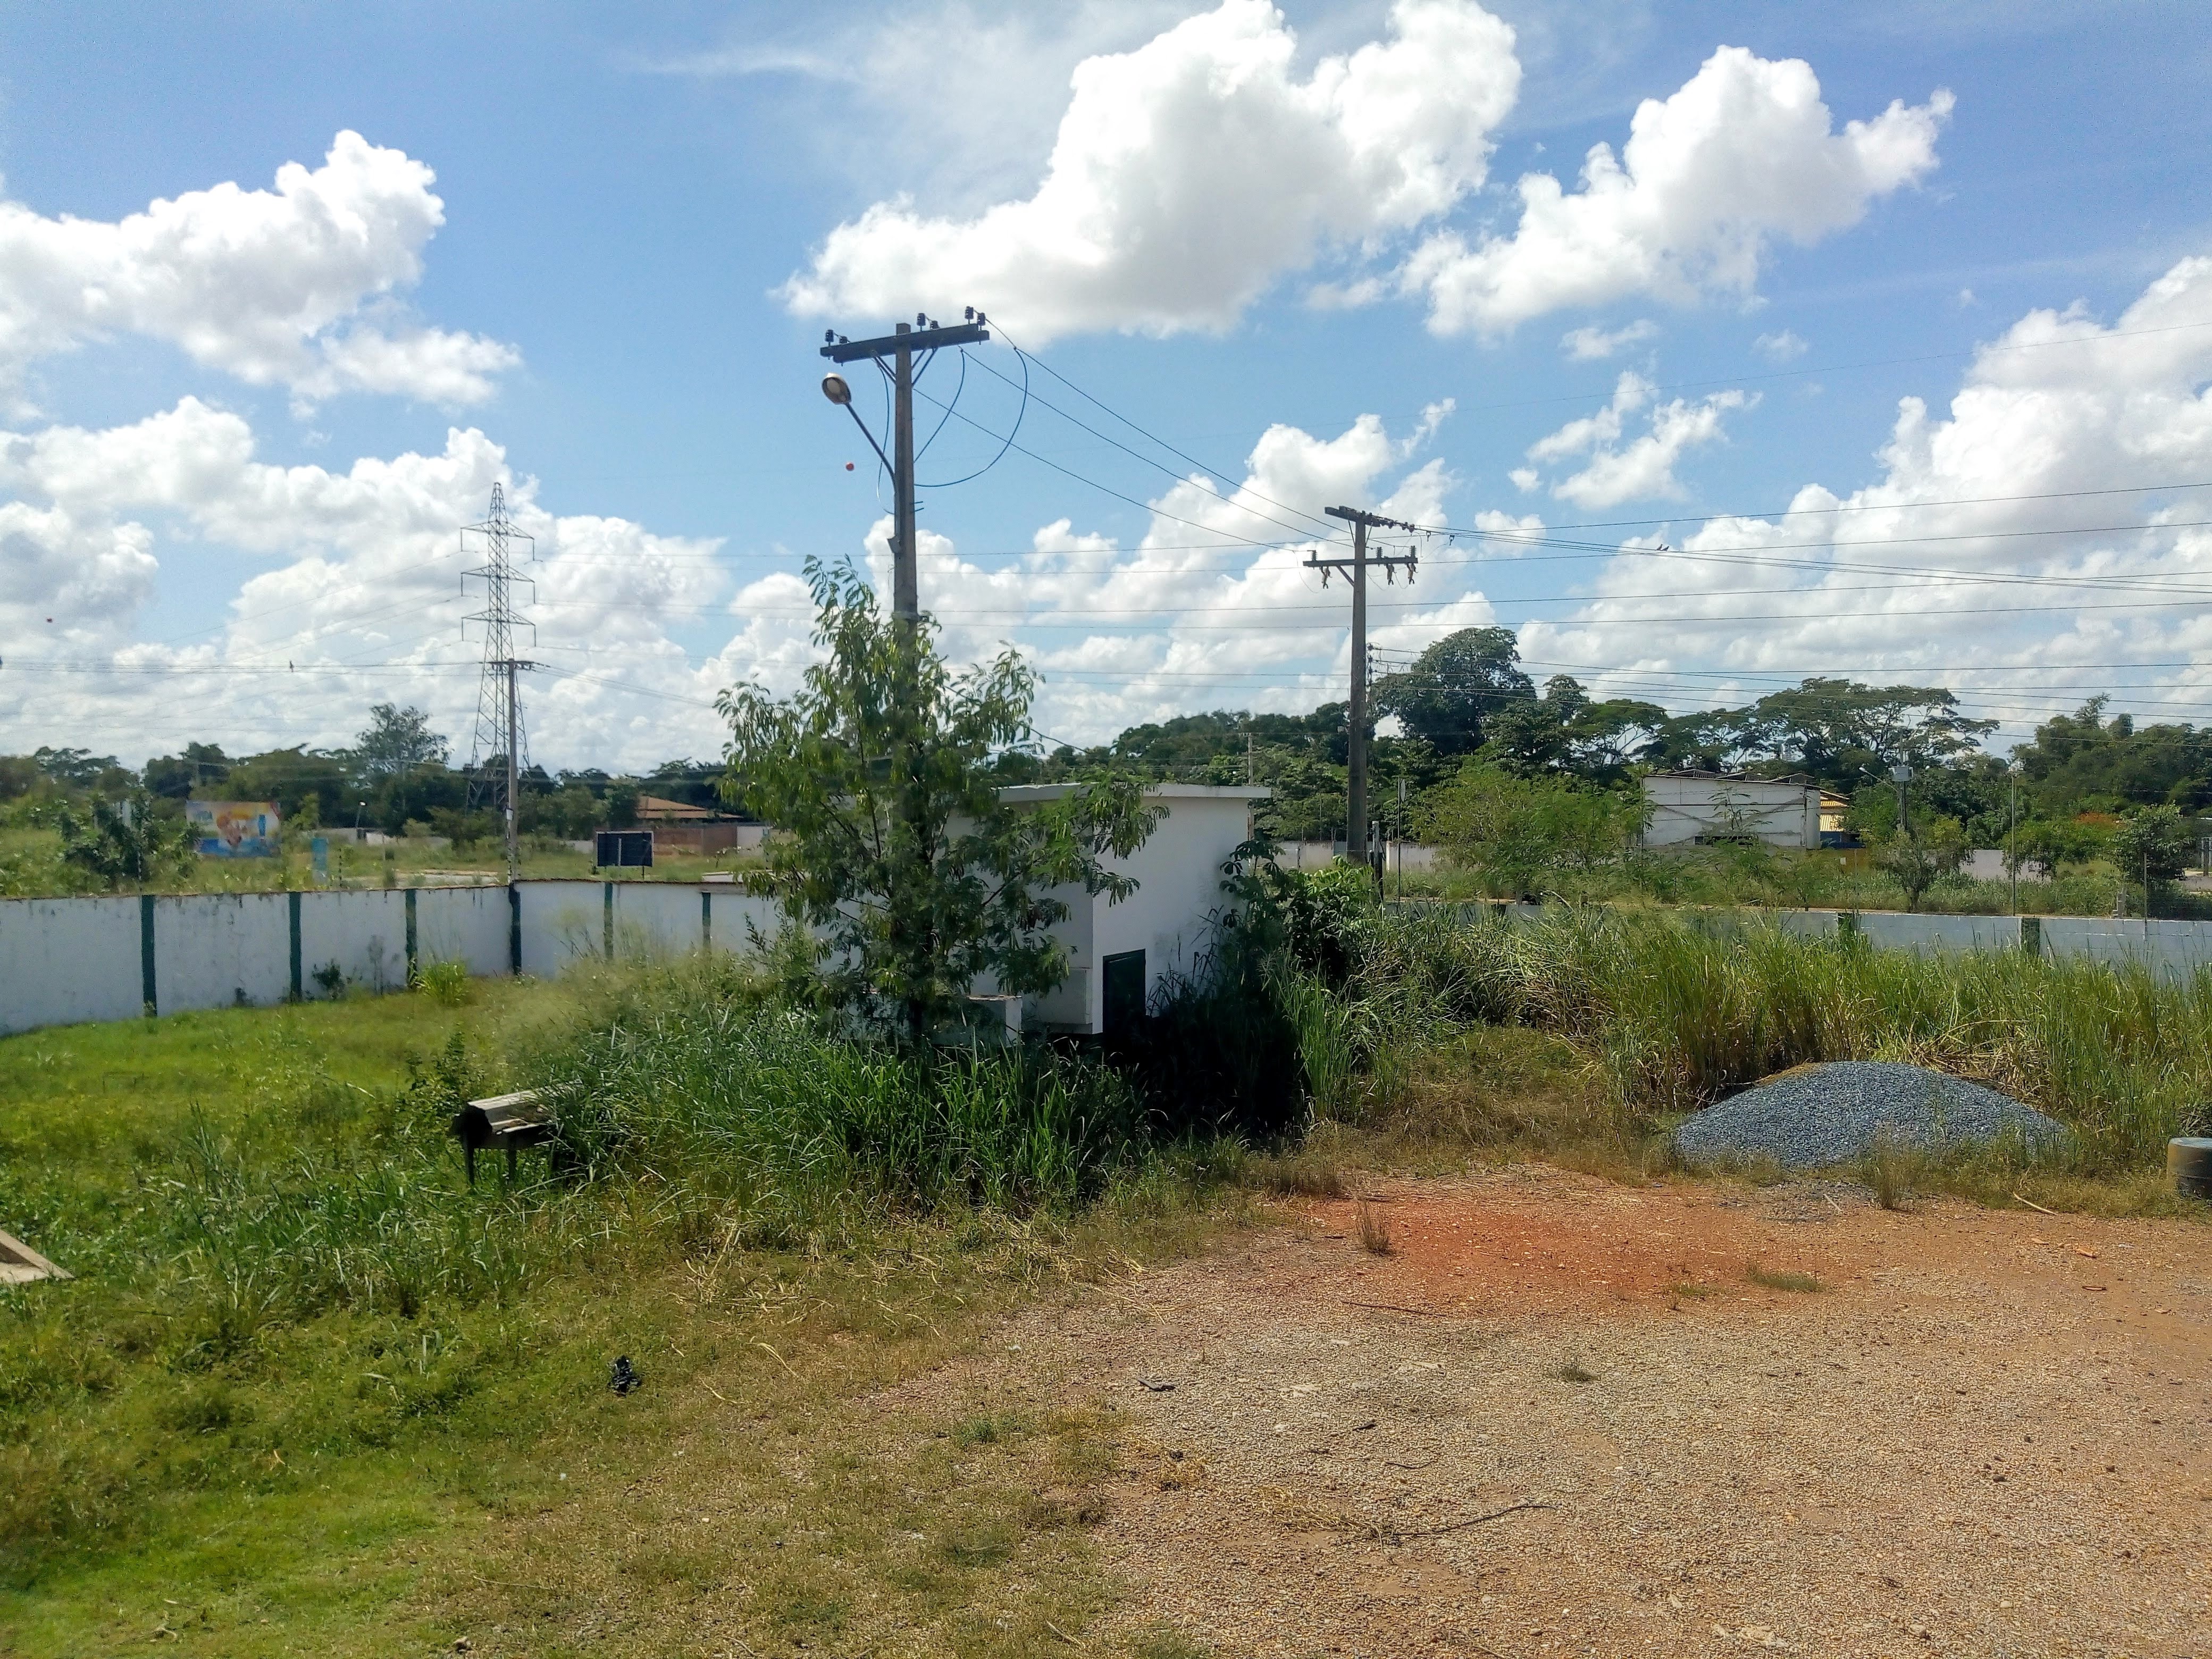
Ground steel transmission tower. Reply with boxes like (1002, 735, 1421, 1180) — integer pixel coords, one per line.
(462, 482, 536, 879)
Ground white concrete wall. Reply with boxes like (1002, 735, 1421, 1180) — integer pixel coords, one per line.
(702, 888, 785, 958)
(297, 889, 410, 996)
(1856, 912, 2023, 953)
(517, 881, 609, 979)
(0, 896, 145, 1034)
(152, 893, 291, 1015)
(1644, 775, 1819, 851)
(611, 882, 711, 960)
(2042, 917, 2212, 976)
(416, 886, 513, 979)
(1091, 793, 1249, 1011)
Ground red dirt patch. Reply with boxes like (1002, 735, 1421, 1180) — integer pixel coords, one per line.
(894, 1166, 2212, 1657)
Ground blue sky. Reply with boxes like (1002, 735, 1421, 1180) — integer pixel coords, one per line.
(2, 1, 2208, 767)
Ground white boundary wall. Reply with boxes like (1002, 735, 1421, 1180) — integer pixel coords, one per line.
(0, 879, 784, 1038)
(1414, 901, 2212, 981)
(19, 875, 2212, 1040)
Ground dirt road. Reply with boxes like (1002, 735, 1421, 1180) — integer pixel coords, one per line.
(898, 1169, 2211, 1656)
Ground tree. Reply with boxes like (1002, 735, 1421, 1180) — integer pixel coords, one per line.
(1371, 627, 1534, 756)
(2012, 698, 2212, 812)
(1873, 817, 1969, 912)
(2112, 806, 2197, 906)
(351, 704, 449, 785)
(144, 741, 231, 800)
(718, 558, 1163, 1043)
(1485, 674, 1668, 781)
(1419, 761, 1643, 899)
(34, 746, 129, 791)
(56, 792, 194, 891)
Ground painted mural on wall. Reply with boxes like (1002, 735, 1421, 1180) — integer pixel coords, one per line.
(187, 800, 282, 858)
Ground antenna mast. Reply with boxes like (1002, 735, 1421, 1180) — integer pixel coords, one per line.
(462, 482, 536, 880)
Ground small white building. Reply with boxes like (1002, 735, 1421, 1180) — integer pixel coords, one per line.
(1642, 771, 1820, 851)
(989, 783, 1264, 1035)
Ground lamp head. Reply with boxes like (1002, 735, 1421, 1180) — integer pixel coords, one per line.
(820, 373, 853, 407)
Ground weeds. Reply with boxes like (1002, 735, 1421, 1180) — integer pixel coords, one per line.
(1746, 1265, 1823, 1293)
(1355, 1200, 1394, 1256)
(1555, 1359, 1598, 1383)
(1869, 1129, 1920, 1210)
(410, 958, 471, 1005)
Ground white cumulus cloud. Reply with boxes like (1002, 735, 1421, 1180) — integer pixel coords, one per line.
(779, 0, 1520, 341)
(1516, 256, 2212, 738)
(1560, 319, 1658, 360)
(1404, 46, 1952, 336)
(0, 131, 518, 409)
(1520, 370, 1752, 507)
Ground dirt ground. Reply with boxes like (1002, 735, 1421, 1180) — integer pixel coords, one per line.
(894, 1169, 2212, 1657)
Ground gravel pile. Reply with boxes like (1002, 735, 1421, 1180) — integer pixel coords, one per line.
(1673, 1060, 2067, 1169)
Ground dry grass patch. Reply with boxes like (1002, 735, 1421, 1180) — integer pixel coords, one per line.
(1355, 1200, 1394, 1255)
(1746, 1263, 1823, 1294)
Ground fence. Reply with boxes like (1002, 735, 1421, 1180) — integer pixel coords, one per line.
(1395, 900, 2212, 979)
(14, 883, 2212, 1042)
(0, 881, 782, 1039)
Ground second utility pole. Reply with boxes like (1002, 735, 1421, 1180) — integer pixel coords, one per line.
(1311, 505, 1419, 869)
(822, 314, 990, 629)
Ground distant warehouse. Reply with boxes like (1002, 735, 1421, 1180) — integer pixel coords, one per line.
(1641, 770, 1822, 851)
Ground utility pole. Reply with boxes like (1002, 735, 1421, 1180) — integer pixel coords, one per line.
(820, 312, 991, 632)
(463, 482, 535, 882)
(1311, 505, 1420, 868)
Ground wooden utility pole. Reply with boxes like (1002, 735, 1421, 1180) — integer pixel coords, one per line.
(1311, 505, 1420, 867)
(821, 314, 990, 630)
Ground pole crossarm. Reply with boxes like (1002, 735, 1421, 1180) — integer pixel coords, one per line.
(822, 322, 989, 362)
(1324, 504, 1423, 533)
(1310, 503, 1420, 584)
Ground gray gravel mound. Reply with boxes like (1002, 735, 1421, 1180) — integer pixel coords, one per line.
(1673, 1061, 2067, 1170)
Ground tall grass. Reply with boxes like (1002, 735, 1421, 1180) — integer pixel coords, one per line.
(1352, 907, 2212, 1170)
(531, 961, 1148, 1218)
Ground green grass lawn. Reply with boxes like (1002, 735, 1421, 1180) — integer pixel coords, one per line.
(0, 988, 1231, 1657)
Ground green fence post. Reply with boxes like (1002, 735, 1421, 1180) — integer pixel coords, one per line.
(604, 881, 615, 960)
(404, 886, 418, 982)
(139, 894, 157, 1017)
(288, 890, 303, 1001)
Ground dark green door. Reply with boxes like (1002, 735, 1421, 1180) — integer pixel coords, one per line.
(1102, 949, 1146, 1039)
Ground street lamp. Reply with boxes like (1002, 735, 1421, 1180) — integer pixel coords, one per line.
(1888, 761, 1913, 837)
(822, 372, 894, 478)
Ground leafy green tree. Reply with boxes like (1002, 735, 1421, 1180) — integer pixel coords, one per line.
(350, 703, 449, 785)
(143, 741, 231, 800)
(2112, 806, 2198, 904)
(0, 755, 45, 802)
(2013, 699, 2212, 812)
(34, 746, 130, 791)
(1485, 674, 1668, 781)
(56, 792, 194, 891)
(718, 558, 1162, 1043)
(1419, 761, 1644, 899)
(1873, 817, 1970, 912)
(426, 807, 499, 851)
(1372, 627, 1534, 756)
